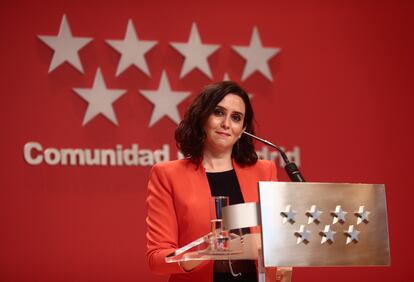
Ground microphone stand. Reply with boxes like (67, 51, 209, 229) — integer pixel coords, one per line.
(243, 131, 305, 182)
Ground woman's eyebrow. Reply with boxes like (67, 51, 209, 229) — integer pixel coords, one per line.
(216, 105, 244, 117)
(232, 111, 244, 117)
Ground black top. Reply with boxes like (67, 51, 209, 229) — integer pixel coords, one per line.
(206, 169, 257, 282)
(206, 169, 244, 205)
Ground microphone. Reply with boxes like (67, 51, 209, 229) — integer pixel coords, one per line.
(243, 131, 305, 182)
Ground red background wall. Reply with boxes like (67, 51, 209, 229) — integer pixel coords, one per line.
(1, 0, 413, 281)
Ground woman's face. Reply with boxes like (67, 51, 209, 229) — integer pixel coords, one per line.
(203, 93, 246, 154)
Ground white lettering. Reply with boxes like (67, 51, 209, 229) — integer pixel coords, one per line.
(124, 144, 139, 165)
(256, 145, 301, 167)
(286, 146, 301, 167)
(139, 149, 154, 166)
(101, 149, 116, 166)
(85, 149, 100, 165)
(256, 145, 269, 160)
(116, 144, 123, 165)
(154, 144, 170, 163)
(22, 142, 301, 168)
(44, 148, 61, 165)
(61, 149, 85, 165)
(23, 142, 43, 165)
(177, 151, 184, 160)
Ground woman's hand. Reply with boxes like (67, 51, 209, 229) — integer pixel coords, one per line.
(179, 260, 203, 272)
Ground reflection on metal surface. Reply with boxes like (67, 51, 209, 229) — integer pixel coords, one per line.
(331, 205, 347, 224)
(355, 206, 370, 225)
(306, 205, 322, 224)
(221, 202, 260, 230)
(294, 225, 311, 244)
(319, 225, 336, 244)
(259, 182, 390, 267)
(344, 225, 360, 244)
(280, 205, 297, 224)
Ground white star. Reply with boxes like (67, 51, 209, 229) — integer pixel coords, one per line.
(222, 73, 253, 99)
(320, 225, 336, 244)
(294, 225, 311, 244)
(73, 68, 127, 126)
(355, 206, 371, 225)
(280, 205, 297, 224)
(232, 26, 281, 81)
(170, 22, 220, 79)
(38, 14, 92, 73)
(106, 19, 157, 77)
(331, 205, 348, 224)
(344, 225, 360, 244)
(306, 205, 323, 224)
(223, 72, 231, 81)
(139, 71, 191, 127)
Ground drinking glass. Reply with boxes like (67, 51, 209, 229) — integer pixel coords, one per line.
(209, 196, 230, 251)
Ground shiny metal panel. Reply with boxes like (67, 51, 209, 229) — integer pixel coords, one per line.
(259, 182, 390, 267)
(222, 202, 260, 230)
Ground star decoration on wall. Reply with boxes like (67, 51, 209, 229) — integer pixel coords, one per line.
(73, 68, 127, 126)
(354, 206, 370, 225)
(280, 205, 297, 224)
(232, 26, 281, 81)
(170, 22, 220, 79)
(294, 225, 311, 244)
(319, 225, 336, 244)
(38, 14, 93, 73)
(139, 71, 191, 127)
(344, 225, 360, 244)
(223, 72, 231, 81)
(106, 19, 157, 77)
(306, 205, 323, 224)
(37, 18, 284, 129)
(331, 205, 347, 224)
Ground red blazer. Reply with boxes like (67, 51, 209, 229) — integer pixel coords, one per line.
(146, 159, 277, 282)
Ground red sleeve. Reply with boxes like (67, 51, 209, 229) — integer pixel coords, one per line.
(145, 164, 186, 275)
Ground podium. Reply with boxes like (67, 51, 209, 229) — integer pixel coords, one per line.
(166, 182, 390, 281)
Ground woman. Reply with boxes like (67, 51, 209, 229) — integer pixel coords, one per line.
(146, 81, 277, 282)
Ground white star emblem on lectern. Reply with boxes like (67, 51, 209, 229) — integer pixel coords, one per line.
(320, 225, 336, 244)
(232, 26, 281, 81)
(139, 71, 191, 127)
(73, 68, 127, 126)
(280, 205, 297, 224)
(306, 205, 323, 224)
(38, 14, 92, 73)
(294, 225, 311, 244)
(170, 22, 220, 79)
(355, 206, 370, 225)
(344, 225, 360, 244)
(106, 19, 157, 77)
(331, 205, 348, 224)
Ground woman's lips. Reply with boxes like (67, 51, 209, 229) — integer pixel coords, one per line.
(216, 131, 231, 137)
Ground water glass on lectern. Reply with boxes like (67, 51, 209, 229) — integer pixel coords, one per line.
(209, 196, 230, 251)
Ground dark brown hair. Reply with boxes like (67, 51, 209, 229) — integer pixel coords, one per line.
(175, 81, 257, 166)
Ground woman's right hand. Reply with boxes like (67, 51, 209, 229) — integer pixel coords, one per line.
(179, 260, 203, 272)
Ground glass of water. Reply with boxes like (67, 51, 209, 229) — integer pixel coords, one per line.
(209, 196, 230, 251)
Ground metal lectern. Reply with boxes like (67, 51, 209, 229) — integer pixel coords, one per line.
(166, 182, 390, 282)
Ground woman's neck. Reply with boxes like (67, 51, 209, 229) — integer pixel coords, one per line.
(202, 150, 233, 172)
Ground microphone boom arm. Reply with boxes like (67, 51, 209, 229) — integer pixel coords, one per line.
(243, 131, 305, 182)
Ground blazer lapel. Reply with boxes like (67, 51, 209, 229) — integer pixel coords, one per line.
(233, 160, 257, 203)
